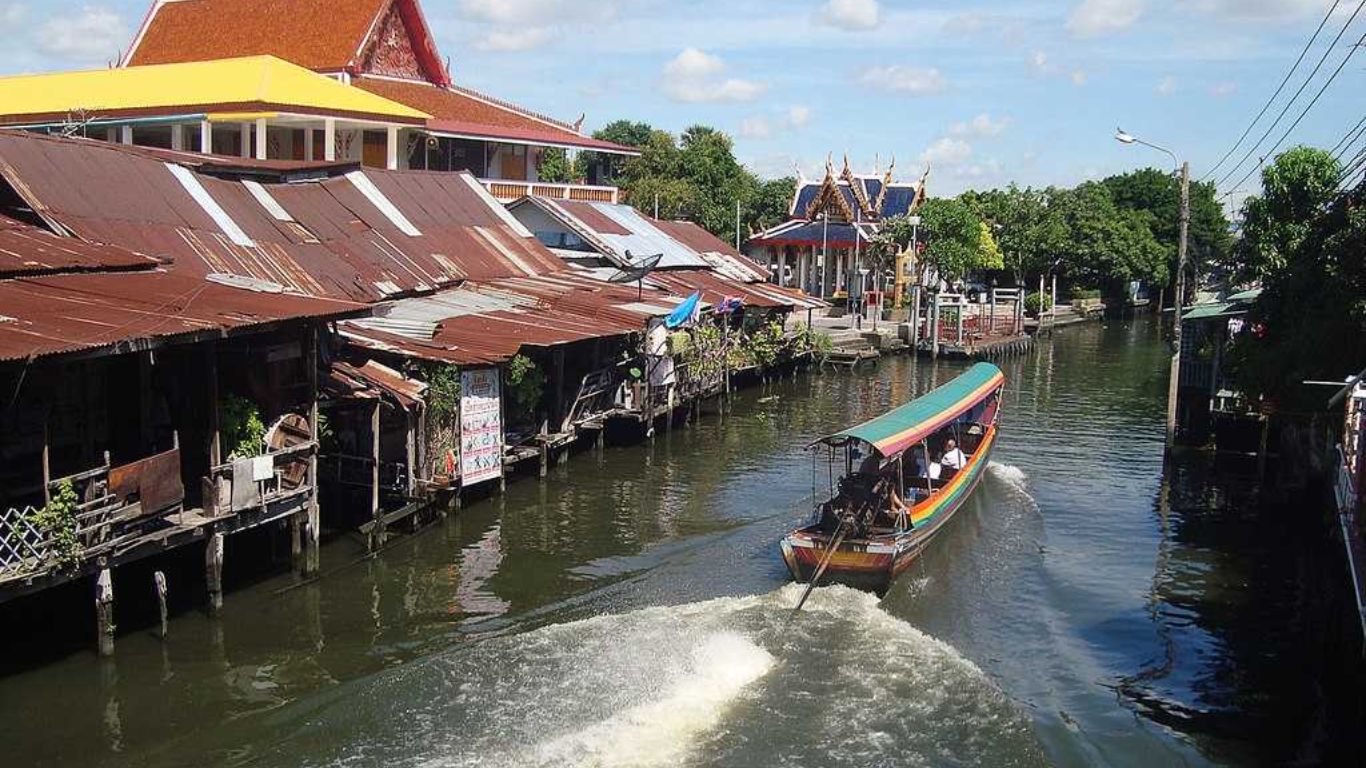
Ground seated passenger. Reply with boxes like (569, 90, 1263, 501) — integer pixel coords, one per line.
(920, 452, 943, 481)
(941, 438, 968, 470)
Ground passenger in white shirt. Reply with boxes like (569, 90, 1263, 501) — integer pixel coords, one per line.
(918, 453, 943, 481)
(941, 439, 967, 470)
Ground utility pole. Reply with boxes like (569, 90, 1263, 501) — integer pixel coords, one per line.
(1166, 161, 1191, 451)
(735, 199, 741, 252)
(1115, 129, 1189, 451)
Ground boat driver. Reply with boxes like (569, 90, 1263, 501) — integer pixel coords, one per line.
(941, 439, 967, 470)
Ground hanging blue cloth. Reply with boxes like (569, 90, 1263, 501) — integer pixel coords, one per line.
(664, 291, 702, 329)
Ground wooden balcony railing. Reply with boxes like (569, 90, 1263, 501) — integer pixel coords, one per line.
(480, 179, 620, 204)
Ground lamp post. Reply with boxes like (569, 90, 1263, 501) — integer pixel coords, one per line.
(1116, 127, 1189, 451)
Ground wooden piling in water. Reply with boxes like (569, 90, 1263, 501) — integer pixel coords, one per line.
(95, 566, 115, 657)
(206, 531, 224, 615)
(154, 571, 168, 640)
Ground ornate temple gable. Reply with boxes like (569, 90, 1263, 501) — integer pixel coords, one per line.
(359, 2, 424, 81)
(872, 156, 896, 214)
(804, 161, 857, 223)
(839, 157, 877, 220)
(357, 0, 451, 86)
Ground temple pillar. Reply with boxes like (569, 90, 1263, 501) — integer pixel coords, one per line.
(386, 126, 399, 170)
(200, 121, 212, 155)
(255, 118, 268, 160)
(170, 125, 184, 151)
(324, 119, 337, 162)
(119, 125, 133, 145)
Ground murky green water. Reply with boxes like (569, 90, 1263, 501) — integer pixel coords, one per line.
(0, 319, 1354, 766)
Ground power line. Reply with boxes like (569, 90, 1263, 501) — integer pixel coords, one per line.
(1223, 31, 1360, 200)
(1202, 0, 1343, 181)
(1214, 0, 1366, 192)
(1329, 113, 1366, 157)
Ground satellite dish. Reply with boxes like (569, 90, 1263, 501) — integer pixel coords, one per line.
(608, 252, 663, 284)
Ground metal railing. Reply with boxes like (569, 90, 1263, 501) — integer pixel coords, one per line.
(480, 179, 620, 204)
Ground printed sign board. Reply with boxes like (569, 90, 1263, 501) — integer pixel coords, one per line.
(460, 368, 504, 486)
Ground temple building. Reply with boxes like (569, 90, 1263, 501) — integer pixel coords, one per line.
(747, 157, 926, 300)
(0, 0, 635, 202)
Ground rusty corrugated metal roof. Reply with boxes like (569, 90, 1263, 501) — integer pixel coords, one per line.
(0, 268, 366, 362)
(0, 131, 564, 303)
(339, 272, 676, 366)
(0, 217, 159, 277)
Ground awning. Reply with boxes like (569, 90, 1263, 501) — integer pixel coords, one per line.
(818, 363, 1005, 458)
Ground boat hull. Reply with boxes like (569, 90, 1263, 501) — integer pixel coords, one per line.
(781, 427, 996, 593)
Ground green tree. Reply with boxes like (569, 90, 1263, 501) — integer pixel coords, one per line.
(1053, 182, 1168, 292)
(1102, 167, 1232, 289)
(1226, 148, 1363, 402)
(959, 185, 1069, 286)
(537, 147, 573, 184)
(752, 177, 797, 232)
(1236, 145, 1342, 280)
(976, 221, 1005, 271)
(916, 198, 988, 283)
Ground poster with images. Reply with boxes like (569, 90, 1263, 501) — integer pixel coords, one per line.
(460, 368, 504, 486)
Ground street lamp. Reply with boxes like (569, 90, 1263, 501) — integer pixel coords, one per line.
(1116, 127, 1190, 452)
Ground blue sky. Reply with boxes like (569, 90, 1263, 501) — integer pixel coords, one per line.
(0, 0, 1360, 207)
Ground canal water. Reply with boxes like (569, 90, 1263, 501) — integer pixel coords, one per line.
(0, 318, 1355, 766)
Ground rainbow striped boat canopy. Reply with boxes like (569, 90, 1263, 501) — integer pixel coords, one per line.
(818, 362, 1005, 460)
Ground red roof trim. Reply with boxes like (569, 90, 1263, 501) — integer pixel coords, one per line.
(427, 119, 639, 155)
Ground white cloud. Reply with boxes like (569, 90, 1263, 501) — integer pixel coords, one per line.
(816, 0, 881, 30)
(951, 113, 1009, 138)
(740, 117, 772, 139)
(1029, 50, 1053, 76)
(0, 3, 25, 27)
(920, 137, 974, 168)
(1186, 0, 1329, 21)
(739, 106, 813, 142)
(1067, 0, 1145, 37)
(860, 65, 946, 95)
(459, 0, 618, 24)
(35, 6, 126, 63)
(665, 47, 725, 80)
(1209, 81, 1238, 97)
(1029, 51, 1087, 86)
(662, 48, 766, 103)
(474, 27, 553, 51)
(1156, 75, 1176, 96)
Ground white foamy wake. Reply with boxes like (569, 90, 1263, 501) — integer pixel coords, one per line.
(284, 588, 1042, 768)
(987, 461, 1030, 494)
(528, 631, 774, 767)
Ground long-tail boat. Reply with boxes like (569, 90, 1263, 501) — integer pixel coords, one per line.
(781, 362, 1005, 595)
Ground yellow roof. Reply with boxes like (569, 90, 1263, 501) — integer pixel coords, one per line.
(0, 55, 431, 124)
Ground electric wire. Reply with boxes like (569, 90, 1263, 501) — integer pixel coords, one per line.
(1220, 29, 1366, 198)
(1329, 112, 1366, 157)
(1214, 0, 1366, 192)
(1202, 0, 1343, 181)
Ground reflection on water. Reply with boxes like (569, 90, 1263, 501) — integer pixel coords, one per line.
(0, 317, 1358, 767)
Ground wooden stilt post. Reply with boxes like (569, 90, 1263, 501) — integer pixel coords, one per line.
(304, 327, 320, 575)
(207, 346, 221, 468)
(930, 293, 941, 359)
(1050, 274, 1058, 335)
(370, 399, 385, 550)
(539, 440, 549, 479)
(95, 566, 115, 657)
(41, 412, 51, 505)
(206, 531, 224, 614)
(153, 571, 168, 640)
